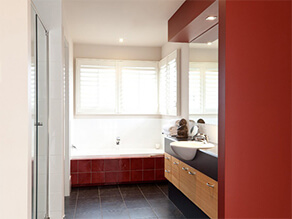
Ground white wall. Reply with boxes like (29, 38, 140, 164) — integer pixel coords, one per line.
(72, 44, 163, 153)
(189, 48, 218, 62)
(74, 44, 161, 61)
(33, 0, 65, 218)
(0, 0, 32, 218)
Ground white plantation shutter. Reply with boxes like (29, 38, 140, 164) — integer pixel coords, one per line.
(205, 68, 218, 113)
(120, 61, 158, 114)
(189, 62, 218, 114)
(159, 50, 179, 116)
(76, 59, 116, 114)
(189, 64, 201, 114)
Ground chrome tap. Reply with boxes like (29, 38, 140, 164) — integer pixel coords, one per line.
(116, 137, 120, 145)
(193, 133, 209, 143)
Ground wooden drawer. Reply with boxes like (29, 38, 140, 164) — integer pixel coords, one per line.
(195, 170, 218, 219)
(164, 153, 172, 181)
(179, 162, 197, 203)
(171, 156, 180, 189)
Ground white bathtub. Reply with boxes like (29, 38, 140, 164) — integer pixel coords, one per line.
(71, 148, 164, 159)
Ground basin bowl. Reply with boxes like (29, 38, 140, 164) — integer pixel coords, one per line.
(170, 141, 214, 160)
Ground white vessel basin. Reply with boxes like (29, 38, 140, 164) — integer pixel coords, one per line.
(170, 141, 214, 160)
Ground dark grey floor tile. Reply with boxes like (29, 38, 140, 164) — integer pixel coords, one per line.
(122, 193, 145, 202)
(128, 207, 157, 219)
(75, 208, 101, 219)
(156, 183, 168, 195)
(101, 196, 126, 209)
(139, 184, 162, 194)
(102, 208, 130, 219)
(99, 185, 121, 197)
(148, 199, 175, 208)
(143, 192, 167, 200)
(124, 199, 150, 209)
(78, 187, 99, 198)
(153, 205, 185, 219)
(119, 184, 141, 194)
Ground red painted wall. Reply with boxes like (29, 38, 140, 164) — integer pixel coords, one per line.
(224, 1, 291, 218)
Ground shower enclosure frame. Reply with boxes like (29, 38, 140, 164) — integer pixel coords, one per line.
(31, 2, 50, 219)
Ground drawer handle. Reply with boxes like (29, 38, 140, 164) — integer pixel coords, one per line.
(165, 170, 170, 173)
(188, 171, 196, 175)
(206, 183, 215, 188)
(173, 162, 179, 165)
(182, 167, 188, 171)
(165, 157, 170, 160)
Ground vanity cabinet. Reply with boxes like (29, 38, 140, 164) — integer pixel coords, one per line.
(164, 153, 218, 219)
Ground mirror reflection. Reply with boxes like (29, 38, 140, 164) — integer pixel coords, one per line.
(189, 24, 218, 125)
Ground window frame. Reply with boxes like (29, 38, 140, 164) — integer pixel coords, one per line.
(189, 62, 218, 116)
(75, 58, 160, 117)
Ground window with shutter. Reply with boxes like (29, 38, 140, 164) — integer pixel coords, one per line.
(75, 59, 159, 115)
(76, 59, 117, 114)
(159, 50, 179, 116)
(189, 62, 218, 115)
(120, 61, 158, 114)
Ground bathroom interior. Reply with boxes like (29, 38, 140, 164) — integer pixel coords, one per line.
(1, 0, 291, 219)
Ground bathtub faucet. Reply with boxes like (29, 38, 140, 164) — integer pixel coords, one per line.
(116, 137, 120, 145)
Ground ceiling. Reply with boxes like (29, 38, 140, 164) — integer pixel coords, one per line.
(190, 24, 218, 49)
(63, 0, 185, 47)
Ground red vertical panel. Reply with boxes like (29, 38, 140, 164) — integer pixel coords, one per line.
(224, 1, 291, 217)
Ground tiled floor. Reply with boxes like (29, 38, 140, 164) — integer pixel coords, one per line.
(65, 183, 185, 219)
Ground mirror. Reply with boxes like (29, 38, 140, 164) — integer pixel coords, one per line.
(189, 24, 218, 125)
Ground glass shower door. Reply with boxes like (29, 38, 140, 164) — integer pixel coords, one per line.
(32, 12, 49, 219)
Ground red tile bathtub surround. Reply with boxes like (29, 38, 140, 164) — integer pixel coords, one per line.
(71, 160, 78, 173)
(71, 155, 166, 187)
(71, 173, 78, 185)
(119, 159, 130, 171)
(131, 158, 142, 170)
(79, 173, 91, 185)
(131, 170, 143, 182)
(143, 170, 155, 181)
(118, 171, 130, 182)
(155, 169, 165, 181)
(78, 160, 91, 173)
(155, 157, 164, 169)
(104, 159, 120, 171)
(143, 158, 155, 170)
(92, 160, 104, 172)
(105, 172, 118, 183)
(92, 172, 105, 184)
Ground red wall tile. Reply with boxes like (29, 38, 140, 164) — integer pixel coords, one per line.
(71, 173, 78, 185)
(105, 172, 118, 183)
(71, 160, 78, 173)
(79, 173, 91, 185)
(92, 172, 105, 184)
(131, 158, 142, 170)
(155, 169, 165, 181)
(143, 170, 155, 181)
(143, 158, 154, 170)
(131, 170, 142, 182)
(78, 160, 91, 173)
(155, 157, 164, 169)
(104, 159, 120, 171)
(92, 159, 104, 172)
(118, 171, 130, 182)
(119, 159, 130, 171)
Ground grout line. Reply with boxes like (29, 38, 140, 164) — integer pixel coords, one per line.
(118, 185, 131, 219)
(137, 184, 159, 219)
(98, 186, 103, 219)
(73, 188, 79, 219)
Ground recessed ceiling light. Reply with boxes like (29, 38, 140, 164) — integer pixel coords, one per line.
(206, 16, 217, 21)
(119, 38, 124, 43)
(207, 42, 212, 45)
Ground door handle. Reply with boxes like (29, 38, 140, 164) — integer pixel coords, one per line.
(35, 122, 43, 126)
